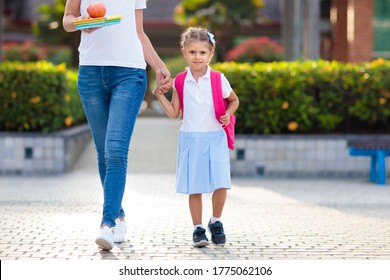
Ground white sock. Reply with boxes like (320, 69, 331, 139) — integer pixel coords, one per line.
(194, 224, 204, 230)
(210, 216, 222, 224)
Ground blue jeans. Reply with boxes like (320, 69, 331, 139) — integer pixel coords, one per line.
(78, 66, 147, 227)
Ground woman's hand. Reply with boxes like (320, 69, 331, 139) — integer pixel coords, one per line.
(155, 67, 171, 94)
(82, 27, 100, 34)
(156, 67, 171, 86)
(75, 16, 101, 34)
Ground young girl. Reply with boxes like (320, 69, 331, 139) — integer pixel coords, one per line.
(154, 27, 239, 247)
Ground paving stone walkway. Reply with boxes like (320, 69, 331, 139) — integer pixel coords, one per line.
(1, 118, 390, 260)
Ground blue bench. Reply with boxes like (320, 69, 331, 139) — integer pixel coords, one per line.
(348, 140, 390, 185)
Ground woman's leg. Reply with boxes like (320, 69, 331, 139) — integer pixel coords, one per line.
(77, 66, 109, 189)
(78, 66, 146, 228)
(101, 67, 146, 227)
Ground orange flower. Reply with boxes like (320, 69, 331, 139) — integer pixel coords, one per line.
(64, 116, 73, 127)
(30, 96, 41, 104)
(287, 121, 299, 131)
(281, 101, 289, 110)
(64, 95, 71, 102)
(57, 63, 66, 72)
(379, 98, 386, 105)
(373, 58, 385, 65)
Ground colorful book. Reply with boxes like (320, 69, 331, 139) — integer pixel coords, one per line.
(73, 15, 123, 30)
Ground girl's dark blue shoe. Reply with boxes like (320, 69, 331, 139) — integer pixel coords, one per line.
(208, 220, 226, 245)
(193, 227, 210, 247)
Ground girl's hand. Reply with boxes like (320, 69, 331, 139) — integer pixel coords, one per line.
(220, 112, 231, 126)
(159, 78, 173, 94)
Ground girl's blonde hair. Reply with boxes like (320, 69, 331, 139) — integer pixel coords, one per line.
(180, 27, 216, 51)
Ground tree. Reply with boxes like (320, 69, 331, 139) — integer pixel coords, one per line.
(174, 0, 265, 61)
(32, 0, 79, 66)
(0, 0, 4, 62)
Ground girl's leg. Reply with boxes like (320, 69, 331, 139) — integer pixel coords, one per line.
(212, 188, 227, 218)
(190, 193, 209, 247)
(209, 188, 227, 245)
(189, 194, 203, 225)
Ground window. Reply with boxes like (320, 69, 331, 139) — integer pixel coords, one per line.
(374, 0, 390, 58)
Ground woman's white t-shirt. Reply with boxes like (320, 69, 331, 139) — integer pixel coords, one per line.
(174, 67, 233, 132)
(78, 0, 147, 69)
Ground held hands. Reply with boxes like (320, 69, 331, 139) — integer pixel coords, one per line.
(153, 67, 172, 95)
(220, 112, 231, 126)
(153, 78, 173, 95)
(156, 67, 171, 86)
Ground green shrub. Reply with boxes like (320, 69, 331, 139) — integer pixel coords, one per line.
(2, 41, 72, 66)
(64, 69, 86, 127)
(226, 36, 284, 63)
(0, 61, 85, 132)
(2, 41, 47, 62)
(212, 58, 390, 134)
(2, 59, 388, 134)
(47, 47, 72, 66)
(163, 55, 188, 77)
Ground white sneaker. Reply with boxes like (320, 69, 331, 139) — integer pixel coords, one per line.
(95, 226, 114, 250)
(113, 218, 127, 243)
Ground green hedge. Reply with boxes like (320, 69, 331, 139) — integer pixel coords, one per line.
(0, 61, 85, 132)
(213, 59, 390, 134)
(1, 59, 389, 134)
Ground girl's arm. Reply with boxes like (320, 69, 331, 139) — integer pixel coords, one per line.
(220, 91, 239, 125)
(135, 9, 171, 89)
(154, 88, 181, 119)
(63, 0, 81, 32)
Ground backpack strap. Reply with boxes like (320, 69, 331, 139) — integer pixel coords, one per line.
(174, 71, 188, 117)
(211, 69, 236, 150)
(210, 70, 225, 124)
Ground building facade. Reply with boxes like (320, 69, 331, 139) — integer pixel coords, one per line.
(1, 0, 389, 62)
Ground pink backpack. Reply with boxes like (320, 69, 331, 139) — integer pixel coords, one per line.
(175, 70, 236, 150)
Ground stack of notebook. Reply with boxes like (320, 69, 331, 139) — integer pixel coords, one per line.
(73, 15, 123, 30)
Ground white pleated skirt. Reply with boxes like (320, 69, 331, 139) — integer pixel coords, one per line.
(175, 129, 231, 194)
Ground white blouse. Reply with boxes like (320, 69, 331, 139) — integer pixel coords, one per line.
(78, 0, 147, 69)
(174, 67, 233, 132)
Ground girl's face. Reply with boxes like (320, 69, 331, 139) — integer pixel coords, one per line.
(182, 41, 214, 73)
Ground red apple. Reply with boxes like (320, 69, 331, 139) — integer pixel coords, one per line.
(87, 2, 106, 18)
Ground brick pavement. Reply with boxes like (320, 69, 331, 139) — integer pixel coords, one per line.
(1, 117, 390, 260)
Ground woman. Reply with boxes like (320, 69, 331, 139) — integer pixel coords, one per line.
(63, 0, 171, 251)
